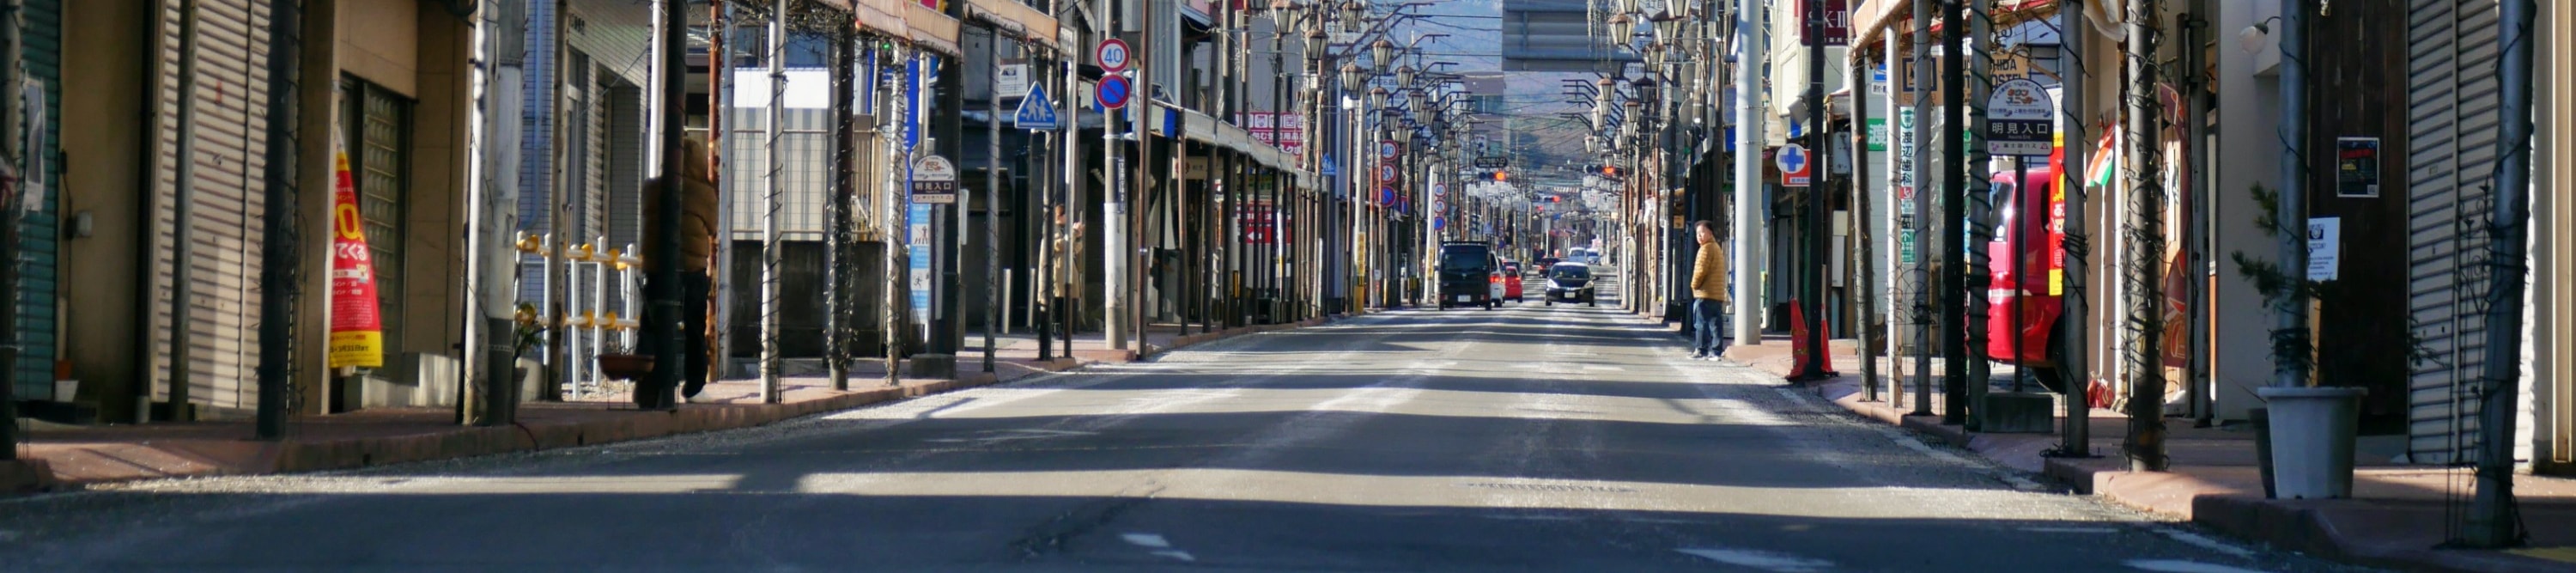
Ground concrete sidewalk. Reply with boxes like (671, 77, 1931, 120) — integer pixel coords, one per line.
(3, 316, 1334, 495)
(1690, 321, 2576, 572)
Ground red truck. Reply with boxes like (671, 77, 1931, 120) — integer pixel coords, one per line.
(1984, 161, 2069, 393)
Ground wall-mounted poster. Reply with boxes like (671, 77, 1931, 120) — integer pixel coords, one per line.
(2336, 137, 2381, 198)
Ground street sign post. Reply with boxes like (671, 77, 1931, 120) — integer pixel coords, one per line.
(1777, 143, 1813, 187)
(911, 155, 959, 204)
(1376, 164, 1398, 186)
(1378, 140, 1400, 162)
(1473, 156, 1509, 168)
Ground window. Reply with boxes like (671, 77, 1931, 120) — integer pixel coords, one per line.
(340, 76, 412, 353)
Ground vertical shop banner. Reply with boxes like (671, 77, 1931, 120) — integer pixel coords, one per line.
(328, 139, 385, 369)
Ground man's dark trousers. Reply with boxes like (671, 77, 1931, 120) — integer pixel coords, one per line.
(1693, 298, 1728, 357)
(644, 274, 713, 399)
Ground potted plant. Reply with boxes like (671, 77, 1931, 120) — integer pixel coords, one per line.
(2229, 184, 2426, 499)
(595, 338, 654, 382)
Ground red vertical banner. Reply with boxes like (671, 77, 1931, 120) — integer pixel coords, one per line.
(327, 136, 385, 369)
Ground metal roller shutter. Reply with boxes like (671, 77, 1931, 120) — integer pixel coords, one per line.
(585, 71, 611, 241)
(2405, 0, 2506, 465)
(151, 0, 268, 411)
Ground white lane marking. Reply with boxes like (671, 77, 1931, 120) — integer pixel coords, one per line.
(1582, 365, 1627, 372)
(1120, 533, 1172, 548)
(2152, 527, 2257, 558)
(2020, 526, 2122, 534)
(2123, 559, 2269, 573)
(1675, 548, 1834, 572)
(1151, 550, 1198, 562)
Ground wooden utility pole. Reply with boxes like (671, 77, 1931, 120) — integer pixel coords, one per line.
(2123, 0, 2168, 472)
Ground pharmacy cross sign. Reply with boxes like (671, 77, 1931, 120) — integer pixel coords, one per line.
(1777, 143, 1813, 187)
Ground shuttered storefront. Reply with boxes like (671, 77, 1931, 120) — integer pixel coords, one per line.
(19, 0, 63, 401)
(151, 0, 270, 410)
(2404, 0, 2513, 464)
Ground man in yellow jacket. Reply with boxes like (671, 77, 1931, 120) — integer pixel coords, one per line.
(641, 139, 721, 402)
(1689, 221, 1734, 363)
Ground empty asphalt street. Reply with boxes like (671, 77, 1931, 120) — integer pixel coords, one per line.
(1, 286, 2369, 572)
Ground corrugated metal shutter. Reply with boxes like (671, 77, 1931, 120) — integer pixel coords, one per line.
(515, 0, 557, 304)
(726, 105, 832, 239)
(2405, 0, 2503, 464)
(605, 82, 645, 310)
(19, 0, 64, 400)
(566, 0, 653, 87)
(149, 0, 269, 410)
(584, 72, 610, 241)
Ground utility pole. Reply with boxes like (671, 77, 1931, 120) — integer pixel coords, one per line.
(1965, 0, 1995, 430)
(252, 0, 308, 438)
(2465, 0, 2537, 550)
(2123, 0, 2167, 472)
(1103, 0, 1130, 352)
(1940, 0, 1968, 425)
(646, 0, 691, 410)
(885, 45, 912, 387)
(1801, 0, 1830, 381)
(167, 0, 203, 423)
(465, 0, 526, 424)
(2053, 0, 2095, 456)
(827, 21, 856, 391)
(759, 0, 787, 403)
(1133, 0, 1156, 353)
(1907, 0, 1935, 418)
(984, 27, 1003, 374)
(1854, 40, 1879, 403)
(0, 0, 23, 453)
(1729, 0, 1765, 349)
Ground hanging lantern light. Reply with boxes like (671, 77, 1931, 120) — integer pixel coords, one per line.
(1395, 64, 1417, 88)
(1340, 62, 1365, 92)
(1370, 39, 1397, 72)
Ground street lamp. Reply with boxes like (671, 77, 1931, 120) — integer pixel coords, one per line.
(1340, 62, 1365, 93)
(1303, 28, 1328, 63)
(1406, 89, 1428, 116)
(1653, 10, 1683, 46)
(1394, 64, 1417, 89)
(1340, 0, 1365, 30)
(1370, 39, 1397, 73)
(1368, 86, 1389, 110)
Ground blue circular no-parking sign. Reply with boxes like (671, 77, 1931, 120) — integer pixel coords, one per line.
(1097, 76, 1131, 110)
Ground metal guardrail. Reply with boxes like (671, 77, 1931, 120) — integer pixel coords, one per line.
(514, 233, 644, 401)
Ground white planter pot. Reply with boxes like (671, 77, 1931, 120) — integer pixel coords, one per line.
(2257, 386, 2368, 499)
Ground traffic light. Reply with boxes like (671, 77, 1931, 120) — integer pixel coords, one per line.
(1494, 170, 1509, 181)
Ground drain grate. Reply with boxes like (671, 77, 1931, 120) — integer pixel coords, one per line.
(1459, 482, 1637, 493)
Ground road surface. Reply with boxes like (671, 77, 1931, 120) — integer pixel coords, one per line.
(2, 283, 2367, 572)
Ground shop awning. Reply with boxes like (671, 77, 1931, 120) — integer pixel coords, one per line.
(963, 0, 1067, 52)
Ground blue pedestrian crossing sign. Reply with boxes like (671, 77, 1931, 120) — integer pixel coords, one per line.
(1013, 84, 1061, 131)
